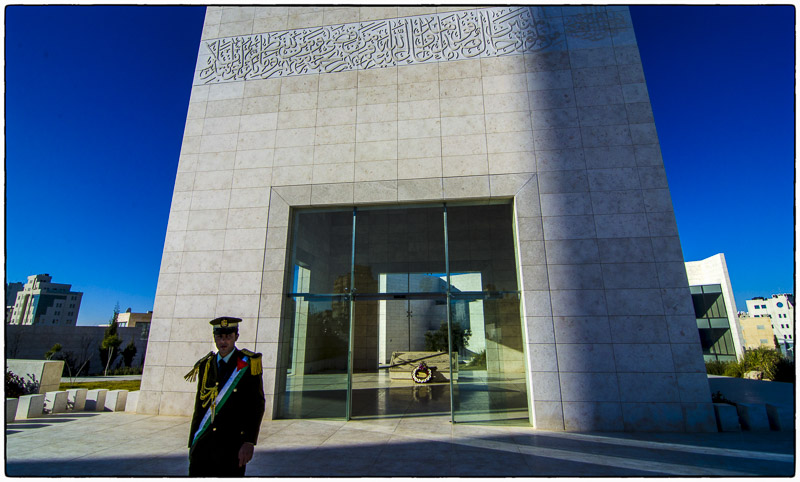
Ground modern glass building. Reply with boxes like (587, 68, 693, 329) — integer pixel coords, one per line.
(139, 6, 716, 432)
(691, 284, 737, 362)
(685, 254, 745, 363)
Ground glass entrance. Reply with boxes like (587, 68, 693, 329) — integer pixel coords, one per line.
(275, 202, 529, 424)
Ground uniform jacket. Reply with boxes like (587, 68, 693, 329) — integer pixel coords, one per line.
(188, 348, 266, 451)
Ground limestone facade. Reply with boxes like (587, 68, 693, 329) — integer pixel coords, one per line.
(140, 6, 715, 431)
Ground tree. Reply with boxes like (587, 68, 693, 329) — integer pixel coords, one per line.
(121, 339, 138, 367)
(424, 322, 471, 353)
(45, 343, 62, 360)
(99, 303, 123, 375)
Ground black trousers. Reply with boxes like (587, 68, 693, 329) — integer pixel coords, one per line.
(188, 434, 247, 477)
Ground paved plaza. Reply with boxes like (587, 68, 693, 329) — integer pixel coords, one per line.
(5, 411, 794, 476)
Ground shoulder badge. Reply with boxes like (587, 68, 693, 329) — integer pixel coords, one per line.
(240, 349, 263, 376)
(184, 352, 215, 382)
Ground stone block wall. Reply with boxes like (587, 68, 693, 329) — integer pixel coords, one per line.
(141, 6, 714, 431)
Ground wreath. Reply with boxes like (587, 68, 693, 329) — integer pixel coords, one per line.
(411, 362, 433, 383)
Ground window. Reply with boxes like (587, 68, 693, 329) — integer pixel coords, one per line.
(762, 304, 767, 309)
(777, 302, 784, 308)
(760, 339, 768, 344)
(757, 325, 765, 329)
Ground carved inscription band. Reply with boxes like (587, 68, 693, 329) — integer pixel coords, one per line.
(197, 7, 568, 84)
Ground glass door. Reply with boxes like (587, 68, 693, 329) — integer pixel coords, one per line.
(275, 202, 530, 424)
(349, 206, 450, 419)
(446, 204, 529, 424)
(275, 209, 353, 419)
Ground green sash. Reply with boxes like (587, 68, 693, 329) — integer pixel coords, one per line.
(191, 355, 249, 447)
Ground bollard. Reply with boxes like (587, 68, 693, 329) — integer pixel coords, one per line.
(125, 391, 140, 412)
(15, 394, 45, 419)
(44, 391, 69, 414)
(85, 389, 108, 412)
(712, 403, 740, 432)
(66, 388, 88, 411)
(735, 403, 770, 431)
(765, 404, 793, 431)
(6, 398, 19, 422)
(104, 390, 128, 412)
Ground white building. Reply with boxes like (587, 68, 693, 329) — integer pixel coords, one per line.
(7, 274, 83, 326)
(139, 6, 716, 433)
(746, 294, 794, 358)
(684, 254, 745, 361)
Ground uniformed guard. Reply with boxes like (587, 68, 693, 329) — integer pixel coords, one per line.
(185, 316, 265, 476)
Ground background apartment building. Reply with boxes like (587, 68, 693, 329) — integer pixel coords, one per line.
(116, 308, 154, 340)
(684, 254, 745, 362)
(746, 294, 794, 358)
(737, 313, 778, 350)
(7, 274, 83, 326)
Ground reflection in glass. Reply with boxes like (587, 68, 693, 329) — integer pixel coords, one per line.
(350, 299, 451, 419)
(289, 209, 353, 295)
(353, 207, 446, 294)
(450, 293, 528, 424)
(447, 203, 518, 292)
(275, 296, 350, 419)
(276, 202, 529, 424)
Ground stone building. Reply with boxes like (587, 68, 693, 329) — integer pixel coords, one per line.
(685, 253, 745, 362)
(737, 313, 778, 351)
(747, 294, 794, 358)
(7, 274, 83, 326)
(139, 6, 715, 432)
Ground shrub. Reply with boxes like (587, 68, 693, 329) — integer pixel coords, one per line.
(705, 360, 730, 376)
(722, 361, 745, 378)
(424, 322, 471, 353)
(742, 347, 785, 381)
(5, 371, 40, 398)
(463, 350, 487, 370)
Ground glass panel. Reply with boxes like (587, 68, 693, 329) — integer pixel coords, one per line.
(689, 286, 703, 294)
(450, 293, 528, 424)
(275, 296, 351, 419)
(696, 318, 710, 329)
(709, 318, 729, 329)
(353, 207, 446, 294)
(720, 330, 736, 356)
(350, 298, 451, 419)
(702, 284, 723, 293)
(702, 293, 721, 318)
(713, 295, 728, 318)
(446, 204, 518, 293)
(289, 209, 353, 295)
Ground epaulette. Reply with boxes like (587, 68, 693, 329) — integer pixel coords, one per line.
(240, 349, 262, 376)
(184, 352, 215, 382)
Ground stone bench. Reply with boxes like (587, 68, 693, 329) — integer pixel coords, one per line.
(104, 390, 128, 411)
(44, 391, 69, 414)
(735, 403, 770, 431)
(765, 403, 793, 431)
(6, 398, 19, 422)
(7, 359, 65, 394)
(15, 394, 45, 419)
(712, 403, 740, 432)
(85, 389, 108, 411)
(66, 388, 88, 411)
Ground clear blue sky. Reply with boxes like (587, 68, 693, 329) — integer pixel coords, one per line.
(5, 6, 794, 324)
